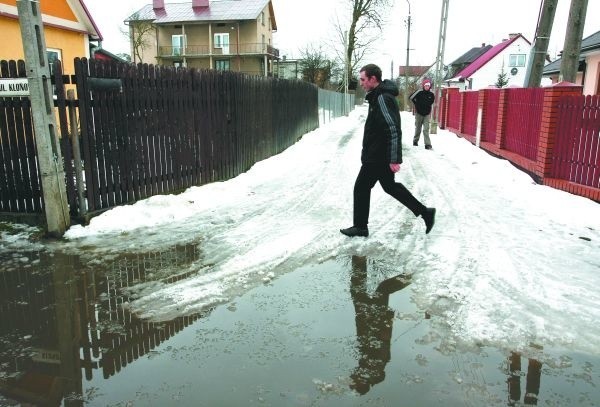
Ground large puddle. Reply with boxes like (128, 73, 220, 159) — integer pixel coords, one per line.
(0, 243, 598, 406)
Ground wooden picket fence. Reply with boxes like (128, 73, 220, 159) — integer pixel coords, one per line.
(0, 58, 354, 223)
(0, 60, 43, 214)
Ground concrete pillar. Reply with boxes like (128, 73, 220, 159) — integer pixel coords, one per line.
(17, 0, 70, 236)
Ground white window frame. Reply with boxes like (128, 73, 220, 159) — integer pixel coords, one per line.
(47, 48, 62, 75)
(214, 33, 229, 48)
(172, 35, 186, 56)
(214, 33, 230, 54)
(508, 54, 526, 67)
(215, 59, 230, 71)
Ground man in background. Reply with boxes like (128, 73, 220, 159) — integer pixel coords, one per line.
(410, 78, 435, 149)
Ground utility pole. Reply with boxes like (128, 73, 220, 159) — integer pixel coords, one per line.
(403, 0, 411, 111)
(17, 0, 70, 236)
(343, 30, 349, 114)
(343, 30, 348, 91)
(559, 0, 588, 82)
(430, 0, 449, 134)
(524, 0, 558, 87)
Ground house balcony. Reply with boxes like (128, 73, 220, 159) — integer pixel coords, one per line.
(159, 43, 280, 59)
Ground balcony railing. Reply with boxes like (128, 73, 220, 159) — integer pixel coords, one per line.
(159, 43, 279, 58)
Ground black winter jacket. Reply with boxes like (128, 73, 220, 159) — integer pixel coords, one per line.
(362, 80, 402, 164)
(409, 88, 435, 116)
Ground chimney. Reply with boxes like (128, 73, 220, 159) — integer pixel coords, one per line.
(153, 0, 164, 9)
(193, 0, 209, 7)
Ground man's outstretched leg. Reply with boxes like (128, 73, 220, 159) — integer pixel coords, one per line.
(379, 167, 436, 234)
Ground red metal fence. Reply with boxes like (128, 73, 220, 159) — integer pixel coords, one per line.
(482, 89, 500, 144)
(551, 95, 600, 189)
(446, 90, 461, 130)
(462, 91, 479, 136)
(439, 84, 600, 202)
(504, 88, 544, 161)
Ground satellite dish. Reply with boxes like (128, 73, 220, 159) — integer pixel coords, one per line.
(511, 67, 518, 76)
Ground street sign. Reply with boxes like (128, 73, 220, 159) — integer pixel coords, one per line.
(31, 348, 61, 364)
(0, 78, 30, 96)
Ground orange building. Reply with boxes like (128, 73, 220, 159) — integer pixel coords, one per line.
(0, 0, 101, 74)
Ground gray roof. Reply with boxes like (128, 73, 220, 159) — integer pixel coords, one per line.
(581, 30, 600, 52)
(449, 45, 492, 66)
(543, 30, 600, 75)
(126, 0, 272, 24)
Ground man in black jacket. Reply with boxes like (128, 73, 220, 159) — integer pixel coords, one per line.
(340, 64, 436, 238)
(410, 78, 435, 149)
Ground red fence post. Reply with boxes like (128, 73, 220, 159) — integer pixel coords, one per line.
(477, 89, 488, 146)
(458, 90, 467, 134)
(536, 82, 583, 180)
(438, 88, 447, 129)
(495, 88, 509, 151)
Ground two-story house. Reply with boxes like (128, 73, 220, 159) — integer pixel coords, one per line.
(126, 0, 279, 76)
(445, 34, 533, 90)
(0, 0, 101, 75)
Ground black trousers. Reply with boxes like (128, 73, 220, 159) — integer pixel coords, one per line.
(353, 163, 426, 228)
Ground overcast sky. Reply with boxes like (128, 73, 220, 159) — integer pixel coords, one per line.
(86, 0, 600, 79)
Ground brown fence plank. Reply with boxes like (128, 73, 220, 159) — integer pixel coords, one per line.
(4, 61, 26, 211)
(54, 60, 77, 214)
(75, 57, 101, 211)
(0, 65, 17, 212)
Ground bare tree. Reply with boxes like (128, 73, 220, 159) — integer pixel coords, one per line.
(299, 45, 341, 89)
(121, 13, 154, 64)
(333, 0, 393, 90)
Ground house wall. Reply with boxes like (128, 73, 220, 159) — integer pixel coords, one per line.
(257, 4, 273, 46)
(470, 38, 532, 90)
(0, 0, 77, 21)
(0, 15, 88, 75)
(583, 53, 600, 95)
(129, 23, 158, 65)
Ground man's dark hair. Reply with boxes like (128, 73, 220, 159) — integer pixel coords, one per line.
(360, 64, 382, 82)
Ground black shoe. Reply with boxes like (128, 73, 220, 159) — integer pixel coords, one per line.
(422, 208, 436, 234)
(425, 145, 432, 150)
(413, 142, 418, 146)
(340, 226, 369, 237)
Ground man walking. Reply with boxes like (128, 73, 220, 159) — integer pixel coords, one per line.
(340, 64, 436, 238)
(410, 78, 435, 149)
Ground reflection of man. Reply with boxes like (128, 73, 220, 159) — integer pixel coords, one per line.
(349, 256, 411, 394)
(507, 352, 542, 406)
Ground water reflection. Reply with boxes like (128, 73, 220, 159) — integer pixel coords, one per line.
(507, 351, 542, 406)
(0, 244, 204, 405)
(348, 255, 411, 394)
